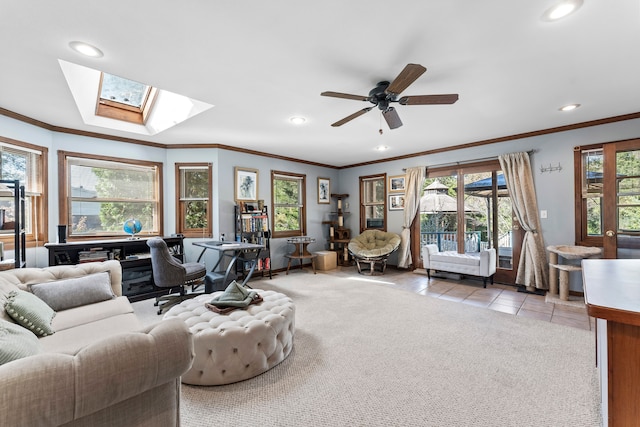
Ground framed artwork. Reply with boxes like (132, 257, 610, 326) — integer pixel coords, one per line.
(318, 177, 330, 204)
(389, 175, 406, 192)
(234, 166, 258, 202)
(389, 194, 405, 210)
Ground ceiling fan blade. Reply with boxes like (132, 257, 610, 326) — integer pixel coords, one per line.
(385, 63, 427, 96)
(321, 91, 369, 101)
(331, 107, 374, 127)
(399, 94, 459, 105)
(382, 107, 403, 129)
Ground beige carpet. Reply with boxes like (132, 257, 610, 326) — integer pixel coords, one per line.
(132, 272, 601, 426)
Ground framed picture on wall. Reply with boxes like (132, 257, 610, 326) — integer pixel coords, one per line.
(234, 166, 258, 202)
(318, 177, 330, 204)
(389, 175, 406, 192)
(389, 194, 405, 210)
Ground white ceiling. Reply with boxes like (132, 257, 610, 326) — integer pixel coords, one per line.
(1, 1, 639, 167)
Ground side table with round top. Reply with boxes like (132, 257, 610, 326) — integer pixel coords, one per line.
(284, 236, 317, 274)
(163, 289, 295, 386)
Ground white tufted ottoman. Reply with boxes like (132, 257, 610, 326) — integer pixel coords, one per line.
(163, 289, 295, 386)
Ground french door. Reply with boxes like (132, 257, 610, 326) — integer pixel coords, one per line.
(577, 138, 640, 259)
(414, 160, 522, 284)
(603, 140, 640, 258)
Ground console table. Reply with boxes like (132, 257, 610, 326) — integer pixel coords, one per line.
(45, 236, 184, 302)
(583, 259, 640, 426)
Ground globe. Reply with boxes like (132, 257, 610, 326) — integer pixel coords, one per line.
(123, 219, 143, 238)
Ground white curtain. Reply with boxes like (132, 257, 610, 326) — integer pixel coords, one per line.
(398, 167, 425, 268)
(498, 152, 548, 290)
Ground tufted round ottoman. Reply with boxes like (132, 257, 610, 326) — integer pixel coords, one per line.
(163, 289, 295, 386)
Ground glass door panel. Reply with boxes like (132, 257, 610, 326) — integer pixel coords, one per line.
(463, 172, 492, 253)
(614, 149, 640, 258)
(419, 175, 458, 252)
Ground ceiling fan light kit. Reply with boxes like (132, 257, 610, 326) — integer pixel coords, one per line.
(321, 63, 458, 130)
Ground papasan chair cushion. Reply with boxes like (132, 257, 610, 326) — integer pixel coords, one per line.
(348, 230, 401, 275)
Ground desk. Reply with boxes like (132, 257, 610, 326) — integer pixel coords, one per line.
(583, 259, 640, 426)
(194, 241, 265, 292)
(284, 236, 316, 274)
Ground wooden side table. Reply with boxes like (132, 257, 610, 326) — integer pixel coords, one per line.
(285, 236, 316, 274)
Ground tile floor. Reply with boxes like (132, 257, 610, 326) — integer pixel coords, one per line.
(345, 267, 594, 331)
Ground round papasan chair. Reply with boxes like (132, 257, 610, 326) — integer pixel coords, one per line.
(348, 229, 401, 275)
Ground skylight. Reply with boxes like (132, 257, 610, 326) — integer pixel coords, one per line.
(59, 60, 213, 136)
(96, 73, 157, 125)
(100, 73, 150, 108)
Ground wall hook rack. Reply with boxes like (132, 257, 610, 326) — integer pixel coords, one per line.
(540, 163, 562, 173)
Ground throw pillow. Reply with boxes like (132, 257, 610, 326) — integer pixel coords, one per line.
(30, 271, 115, 311)
(4, 290, 56, 337)
(0, 318, 40, 365)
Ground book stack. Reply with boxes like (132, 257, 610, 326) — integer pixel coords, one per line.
(78, 247, 109, 263)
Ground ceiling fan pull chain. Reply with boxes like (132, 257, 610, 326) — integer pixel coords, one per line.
(379, 111, 383, 135)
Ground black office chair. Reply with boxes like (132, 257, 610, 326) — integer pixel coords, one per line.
(147, 237, 207, 315)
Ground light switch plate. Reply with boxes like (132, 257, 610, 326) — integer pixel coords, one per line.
(540, 210, 548, 219)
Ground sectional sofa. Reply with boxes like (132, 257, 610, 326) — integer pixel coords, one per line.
(0, 260, 194, 426)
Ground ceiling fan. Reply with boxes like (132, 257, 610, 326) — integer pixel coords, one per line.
(321, 63, 458, 130)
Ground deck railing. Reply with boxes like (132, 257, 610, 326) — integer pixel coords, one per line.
(420, 231, 481, 252)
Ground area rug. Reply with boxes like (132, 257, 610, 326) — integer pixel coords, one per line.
(132, 272, 601, 426)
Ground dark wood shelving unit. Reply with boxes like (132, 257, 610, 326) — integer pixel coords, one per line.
(234, 204, 272, 280)
(321, 193, 351, 265)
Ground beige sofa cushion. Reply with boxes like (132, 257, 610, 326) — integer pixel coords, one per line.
(0, 260, 123, 297)
(41, 311, 141, 355)
(51, 296, 134, 332)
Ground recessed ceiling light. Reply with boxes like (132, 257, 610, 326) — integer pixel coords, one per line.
(542, 0, 583, 21)
(559, 103, 581, 111)
(375, 145, 389, 151)
(68, 41, 104, 58)
(289, 116, 306, 125)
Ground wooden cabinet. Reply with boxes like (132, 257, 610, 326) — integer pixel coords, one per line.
(582, 259, 640, 426)
(45, 236, 184, 301)
(234, 204, 271, 279)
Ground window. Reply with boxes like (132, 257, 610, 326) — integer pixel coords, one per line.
(271, 171, 306, 238)
(96, 72, 157, 125)
(60, 151, 162, 238)
(360, 174, 386, 232)
(176, 163, 212, 238)
(0, 138, 47, 248)
(575, 146, 604, 246)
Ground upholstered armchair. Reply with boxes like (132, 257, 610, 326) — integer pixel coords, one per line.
(348, 230, 401, 275)
(147, 237, 207, 314)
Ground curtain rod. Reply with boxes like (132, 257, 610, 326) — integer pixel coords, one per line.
(402, 149, 537, 172)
